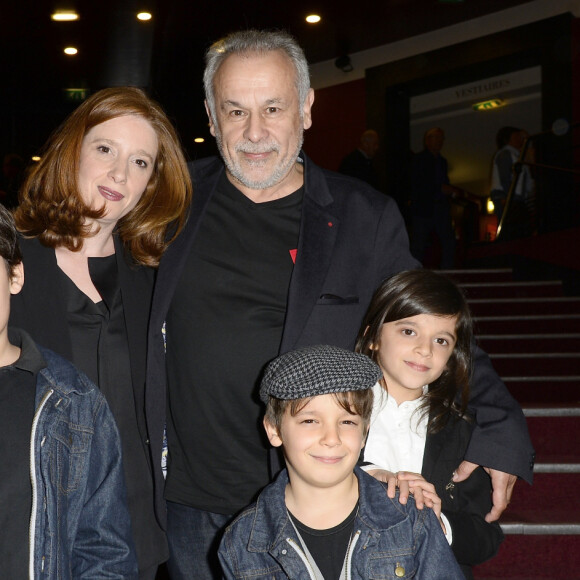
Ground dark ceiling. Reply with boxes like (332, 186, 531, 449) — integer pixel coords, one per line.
(2, 0, 532, 157)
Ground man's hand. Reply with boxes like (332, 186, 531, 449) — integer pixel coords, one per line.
(453, 460, 517, 522)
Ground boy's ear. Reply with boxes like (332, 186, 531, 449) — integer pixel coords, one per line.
(9, 263, 24, 295)
(263, 417, 283, 448)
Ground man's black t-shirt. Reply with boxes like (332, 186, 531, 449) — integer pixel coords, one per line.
(165, 174, 303, 514)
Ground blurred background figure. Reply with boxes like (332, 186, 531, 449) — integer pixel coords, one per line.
(410, 127, 460, 269)
(339, 129, 380, 188)
(490, 126, 535, 239)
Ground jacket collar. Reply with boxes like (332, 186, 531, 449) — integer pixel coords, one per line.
(151, 157, 224, 328)
(246, 467, 408, 553)
(280, 152, 340, 351)
(300, 152, 334, 207)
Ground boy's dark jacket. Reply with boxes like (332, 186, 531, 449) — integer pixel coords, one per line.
(218, 467, 464, 580)
(13, 329, 138, 579)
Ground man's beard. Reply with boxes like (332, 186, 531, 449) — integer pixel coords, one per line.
(215, 129, 304, 191)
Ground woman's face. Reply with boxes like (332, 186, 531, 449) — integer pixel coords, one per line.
(78, 115, 158, 228)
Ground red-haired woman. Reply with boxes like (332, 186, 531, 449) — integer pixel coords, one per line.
(11, 86, 192, 580)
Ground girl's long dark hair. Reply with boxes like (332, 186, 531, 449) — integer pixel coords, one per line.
(355, 269, 473, 434)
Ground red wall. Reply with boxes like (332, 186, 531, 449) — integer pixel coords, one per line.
(302, 78, 367, 171)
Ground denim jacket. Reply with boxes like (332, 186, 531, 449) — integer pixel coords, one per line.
(219, 467, 464, 579)
(24, 331, 138, 579)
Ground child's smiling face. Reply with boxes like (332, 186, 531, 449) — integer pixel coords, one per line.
(264, 393, 366, 491)
(376, 313, 458, 403)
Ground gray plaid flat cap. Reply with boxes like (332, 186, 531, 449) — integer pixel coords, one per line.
(260, 345, 382, 403)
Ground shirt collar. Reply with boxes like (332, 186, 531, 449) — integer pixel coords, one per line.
(6, 328, 47, 374)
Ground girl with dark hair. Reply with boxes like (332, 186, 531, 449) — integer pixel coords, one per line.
(355, 269, 503, 579)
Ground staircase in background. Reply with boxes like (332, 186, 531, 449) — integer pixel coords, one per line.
(445, 268, 580, 580)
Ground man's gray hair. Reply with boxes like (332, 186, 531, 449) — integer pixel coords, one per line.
(203, 29, 311, 122)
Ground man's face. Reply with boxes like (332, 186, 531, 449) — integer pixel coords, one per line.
(425, 129, 445, 155)
(206, 51, 314, 198)
(509, 131, 526, 151)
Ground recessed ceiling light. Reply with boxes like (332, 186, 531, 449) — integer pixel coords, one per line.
(137, 12, 152, 21)
(64, 47, 78, 55)
(306, 14, 321, 24)
(194, 138, 205, 143)
(31, 156, 41, 162)
(51, 11, 79, 21)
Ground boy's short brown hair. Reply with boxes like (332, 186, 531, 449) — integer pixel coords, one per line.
(264, 389, 374, 434)
(0, 205, 22, 275)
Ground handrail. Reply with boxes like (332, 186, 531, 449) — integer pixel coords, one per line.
(495, 137, 531, 240)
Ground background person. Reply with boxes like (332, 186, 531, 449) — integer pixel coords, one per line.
(145, 29, 533, 580)
(10, 86, 192, 580)
(410, 127, 460, 269)
(338, 129, 380, 188)
(490, 126, 534, 238)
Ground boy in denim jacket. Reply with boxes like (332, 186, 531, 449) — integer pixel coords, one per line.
(218, 344, 464, 579)
(0, 205, 137, 579)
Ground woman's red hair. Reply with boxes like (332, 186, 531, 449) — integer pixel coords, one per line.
(15, 87, 192, 266)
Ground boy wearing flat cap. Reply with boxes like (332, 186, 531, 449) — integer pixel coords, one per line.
(218, 345, 464, 579)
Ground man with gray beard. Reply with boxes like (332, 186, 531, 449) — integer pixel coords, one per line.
(146, 30, 534, 580)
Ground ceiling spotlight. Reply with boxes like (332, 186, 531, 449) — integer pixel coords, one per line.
(51, 10, 79, 21)
(194, 137, 205, 143)
(64, 47, 78, 55)
(306, 14, 321, 23)
(334, 55, 353, 73)
(137, 12, 152, 21)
